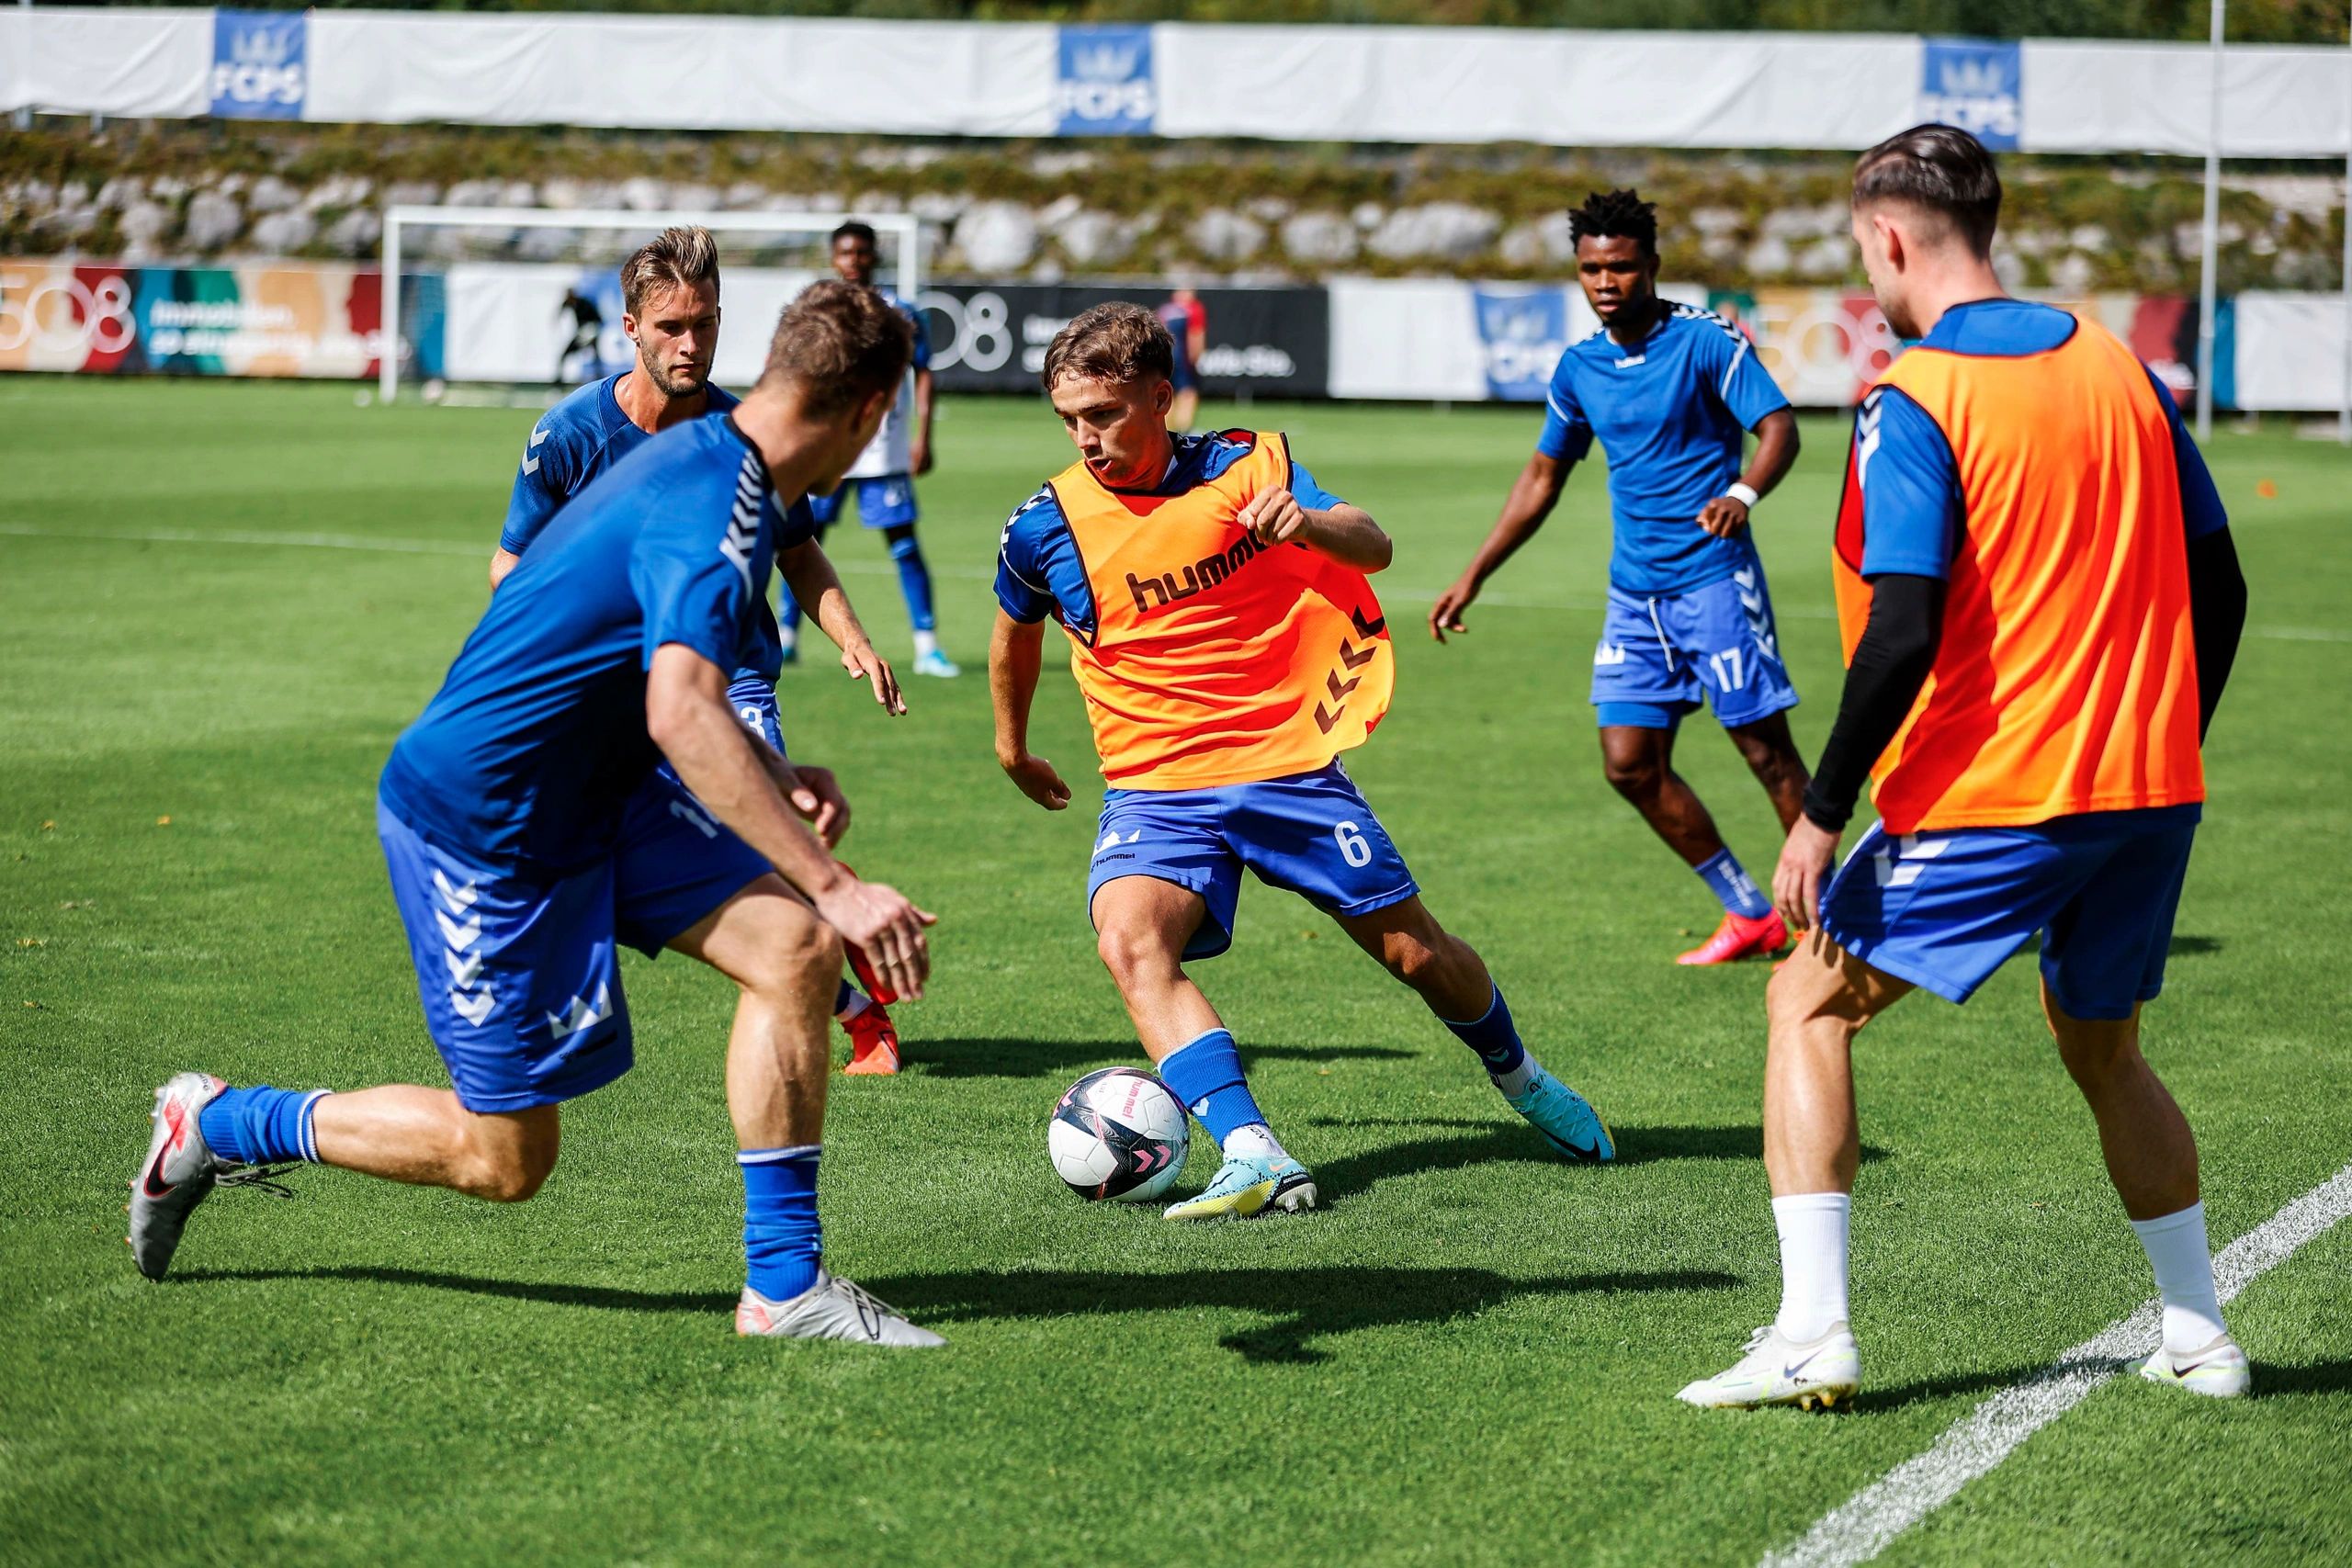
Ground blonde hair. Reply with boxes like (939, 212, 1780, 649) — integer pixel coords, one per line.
(620, 226, 720, 316)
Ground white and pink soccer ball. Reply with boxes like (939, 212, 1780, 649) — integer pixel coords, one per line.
(1048, 1066, 1191, 1202)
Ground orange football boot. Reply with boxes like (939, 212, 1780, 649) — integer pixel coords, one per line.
(1678, 909, 1789, 965)
(842, 1001, 901, 1076)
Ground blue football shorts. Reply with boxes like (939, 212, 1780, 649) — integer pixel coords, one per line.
(1085, 761, 1420, 962)
(808, 475, 919, 532)
(378, 771, 772, 1112)
(1820, 804, 2201, 1021)
(1590, 570, 1798, 731)
(725, 673, 786, 759)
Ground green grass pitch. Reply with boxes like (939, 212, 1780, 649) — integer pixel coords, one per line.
(4, 378, 2349, 1566)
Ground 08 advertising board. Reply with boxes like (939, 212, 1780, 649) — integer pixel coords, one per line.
(0, 261, 401, 378)
(920, 284, 1329, 399)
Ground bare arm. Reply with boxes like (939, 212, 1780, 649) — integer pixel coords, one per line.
(989, 611, 1071, 811)
(489, 547, 523, 590)
(1237, 490, 1392, 574)
(909, 367, 936, 477)
(777, 537, 904, 716)
(1696, 408, 1801, 538)
(1430, 449, 1572, 641)
(646, 642, 933, 996)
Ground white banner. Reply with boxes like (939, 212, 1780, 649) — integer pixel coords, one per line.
(1157, 26, 1919, 150)
(3, 6, 211, 119)
(2232, 293, 2349, 412)
(442, 262, 820, 385)
(307, 15, 1055, 134)
(4, 10, 2346, 156)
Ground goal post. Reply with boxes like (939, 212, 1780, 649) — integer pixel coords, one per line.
(377, 206, 922, 404)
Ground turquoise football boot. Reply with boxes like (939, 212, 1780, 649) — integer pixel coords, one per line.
(1504, 1065, 1616, 1163)
(1164, 1152, 1317, 1221)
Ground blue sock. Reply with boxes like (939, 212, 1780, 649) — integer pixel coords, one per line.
(1696, 847, 1771, 919)
(741, 1145, 823, 1302)
(1441, 984, 1526, 1077)
(1155, 1030, 1268, 1145)
(779, 588, 804, 634)
(197, 1086, 331, 1165)
(888, 532, 937, 633)
(832, 979, 858, 1015)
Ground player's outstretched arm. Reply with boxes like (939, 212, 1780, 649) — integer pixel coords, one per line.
(777, 538, 905, 716)
(1697, 409, 1801, 539)
(989, 611, 1070, 812)
(1430, 450, 1571, 641)
(648, 641, 933, 998)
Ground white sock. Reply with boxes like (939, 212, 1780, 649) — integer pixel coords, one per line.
(1771, 1192, 1852, 1343)
(2130, 1201, 2228, 1353)
(1489, 1054, 1537, 1099)
(912, 628, 940, 659)
(835, 988, 871, 1022)
(775, 625, 798, 654)
(1222, 1122, 1287, 1162)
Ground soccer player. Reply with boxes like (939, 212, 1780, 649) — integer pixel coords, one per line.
(1156, 287, 1207, 431)
(1430, 189, 1809, 966)
(491, 227, 908, 1076)
(129, 283, 948, 1347)
(779, 221, 956, 678)
(1678, 127, 2249, 1409)
(554, 285, 603, 386)
(990, 303, 1614, 1221)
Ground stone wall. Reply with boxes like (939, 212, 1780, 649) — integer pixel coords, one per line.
(1, 122, 2341, 294)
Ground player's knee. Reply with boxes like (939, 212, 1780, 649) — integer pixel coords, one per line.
(1096, 921, 1177, 989)
(758, 915, 844, 999)
(1602, 753, 1662, 799)
(458, 1136, 556, 1203)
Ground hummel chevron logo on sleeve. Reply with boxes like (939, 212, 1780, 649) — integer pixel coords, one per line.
(522, 424, 550, 477)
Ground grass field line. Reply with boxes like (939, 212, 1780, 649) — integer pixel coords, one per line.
(1761, 1158, 2352, 1568)
(6, 521, 2347, 647)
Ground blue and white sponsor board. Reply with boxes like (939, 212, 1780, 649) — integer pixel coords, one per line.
(1056, 26, 1155, 137)
(209, 10, 306, 121)
(1919, 38, 2021, 152)
(1472, 286, 1572, 402)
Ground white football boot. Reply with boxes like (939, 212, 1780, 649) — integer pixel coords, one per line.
(736, 1269, 945, 1348)
(127, 1072, 235, 1280)
(2134, 1333, 2251, 1399)
(1677, 1321, 1861, 1410)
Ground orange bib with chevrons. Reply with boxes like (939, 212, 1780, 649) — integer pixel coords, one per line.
(1048, 431, 1395, 790)
(1831, 317, 2204, 834)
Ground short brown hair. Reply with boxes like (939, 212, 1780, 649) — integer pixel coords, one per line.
(759, 278, 914, 418)
(1853, 123, 2003, 259)
(621, 226, 720, 315)
(1041, 301, 1173, 394)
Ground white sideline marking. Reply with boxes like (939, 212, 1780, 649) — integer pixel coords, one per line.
(5, 523, 2346, 645)
(1762, 1160, 2352, 1568)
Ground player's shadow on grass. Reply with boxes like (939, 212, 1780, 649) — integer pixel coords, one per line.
(176, 1262, 1736, 1364)
(1297, 1116, 1886, 1202)
(859, 1264, 1739, 1364)
(915, 1037, 1412, 1080)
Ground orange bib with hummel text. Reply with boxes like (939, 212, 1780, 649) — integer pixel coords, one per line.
(1046, 430, 1395, 790)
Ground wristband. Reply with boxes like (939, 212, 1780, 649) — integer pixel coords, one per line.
(1724, 482, 1761, 509)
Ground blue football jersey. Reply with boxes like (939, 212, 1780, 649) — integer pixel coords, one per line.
(1538, 303, 1792, 596)
(498, 375, 815, 682)
(384, 413, 780, 872)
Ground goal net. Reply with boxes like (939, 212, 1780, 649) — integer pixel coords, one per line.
(378, 206, 920, 404)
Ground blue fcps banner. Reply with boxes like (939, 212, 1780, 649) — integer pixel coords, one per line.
(1056, 26, 1155, 136)
(1473, 287, 1569, 402)
(210, 10, 307, 121)
(1920, 38, 2021, 152)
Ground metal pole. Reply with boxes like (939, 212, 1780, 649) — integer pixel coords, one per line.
(379, 209, 401, 406)
(2195, 0, 2225, 442)
(14, 0, 31, 133)
(2340, 2, 2350, 445)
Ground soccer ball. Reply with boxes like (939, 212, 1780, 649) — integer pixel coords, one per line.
(1049, 1067, 1191, 1202)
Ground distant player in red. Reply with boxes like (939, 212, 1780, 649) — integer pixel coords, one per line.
(1679, 127, 2249, 1410)
(1156, 288, 1208, 431)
